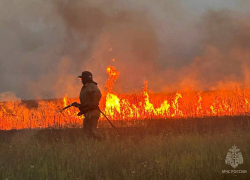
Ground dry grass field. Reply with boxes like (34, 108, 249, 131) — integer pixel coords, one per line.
(0, 116, 249, 180)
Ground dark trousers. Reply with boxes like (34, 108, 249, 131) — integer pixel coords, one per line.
(83, 111, 101, 139)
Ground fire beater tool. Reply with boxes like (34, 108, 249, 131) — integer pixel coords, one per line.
(56, 102, 78, 114)
(98, 109, 120, 136)
(56, 103, 121, 136)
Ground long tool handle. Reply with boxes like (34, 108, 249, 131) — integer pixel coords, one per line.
(56, 104, 73, 114)
(99, 109, 135, 148)
(99, 109, 120, 135)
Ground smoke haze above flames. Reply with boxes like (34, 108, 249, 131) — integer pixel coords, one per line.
(0, 0, 250, 100)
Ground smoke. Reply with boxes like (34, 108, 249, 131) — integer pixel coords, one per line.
(0, 92, 20, 102)
(176, 10, 250, 91)
(0, 0, 68, 99)
(0, 0, 250, 99)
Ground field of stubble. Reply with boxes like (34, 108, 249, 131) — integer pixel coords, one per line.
(0, 116, 250, 180)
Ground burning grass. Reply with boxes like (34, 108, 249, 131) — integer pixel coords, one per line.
(0, 116, 249, 179)
(1, 87, 250, 130)
(1, 65, 250, 130)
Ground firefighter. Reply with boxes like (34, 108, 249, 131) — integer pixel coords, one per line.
(73, 71, 102, 139)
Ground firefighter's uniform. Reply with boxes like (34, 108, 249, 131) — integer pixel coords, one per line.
(79, 82, 102, 138)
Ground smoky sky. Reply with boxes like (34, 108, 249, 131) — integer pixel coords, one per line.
(0, 0, 250, 100)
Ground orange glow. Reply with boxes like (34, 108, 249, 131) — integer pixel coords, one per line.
(1, 65, 250, 130)
(105, 66, 119, 93)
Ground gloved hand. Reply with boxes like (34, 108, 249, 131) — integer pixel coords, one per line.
(77, 111, 83, 116)
(72, 102, 80, 108)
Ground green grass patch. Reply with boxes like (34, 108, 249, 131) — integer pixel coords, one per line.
(0, 118, 249, 180)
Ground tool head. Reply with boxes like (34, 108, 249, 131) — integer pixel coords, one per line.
(56, 109, 63, 114)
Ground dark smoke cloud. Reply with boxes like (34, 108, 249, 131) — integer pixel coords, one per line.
(0, 0, 68, 99)
(0, 0, 250, 100)
(177, 10, 250, 91)
(53, 0, 198, 93)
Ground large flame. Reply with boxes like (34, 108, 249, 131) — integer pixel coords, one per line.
(105, 66, 119, 93)
(1, 65, 250, 130)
